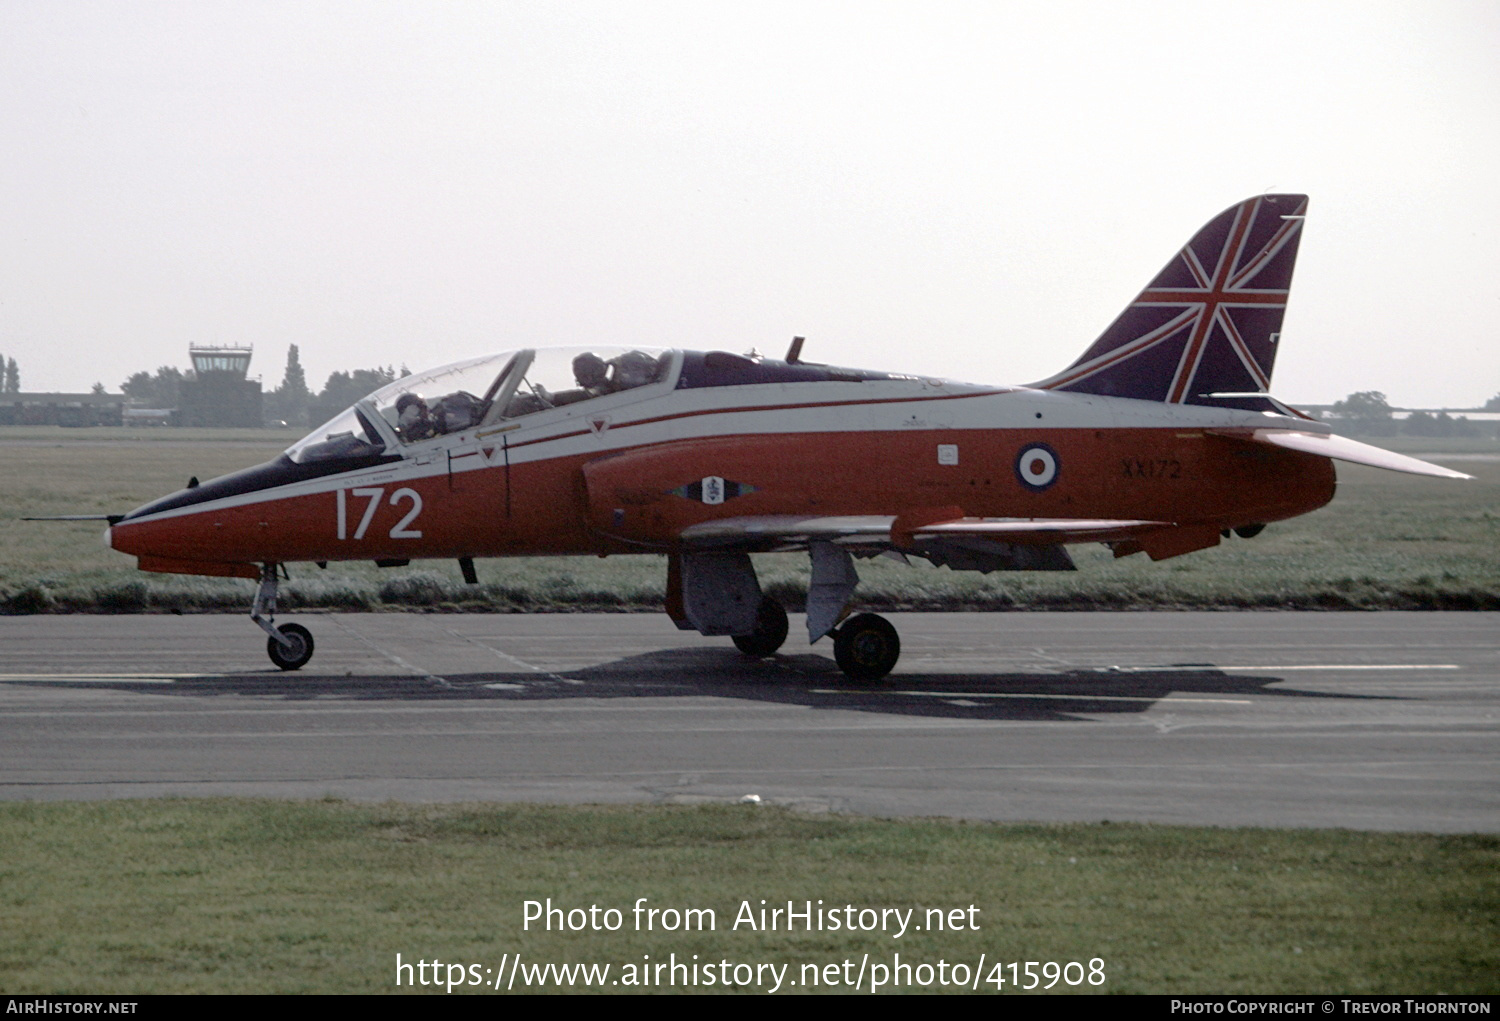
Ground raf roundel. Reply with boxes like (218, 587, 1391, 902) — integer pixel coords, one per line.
(1015, 443, 1059, 491)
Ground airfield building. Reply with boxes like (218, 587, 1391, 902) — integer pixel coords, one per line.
(0, 392, 125, 426)
(177, 344, 263, 428)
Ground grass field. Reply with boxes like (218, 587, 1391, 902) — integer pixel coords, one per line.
(1, 800, 1494, 995)
(1, 428, 1497, 613)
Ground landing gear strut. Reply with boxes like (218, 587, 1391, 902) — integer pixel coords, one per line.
(252, 563, 315, 671)
(670, 548, 902, 680)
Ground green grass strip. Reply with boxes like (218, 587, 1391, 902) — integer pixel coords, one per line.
(1, 800, 1494, 994)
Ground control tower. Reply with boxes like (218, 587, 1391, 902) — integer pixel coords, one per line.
(178, 344, 263, 427)
(189, 345, 254, 377)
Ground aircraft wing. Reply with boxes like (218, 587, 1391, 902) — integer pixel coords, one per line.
(913, 518, 1170, 542)
(679, 515, 894, 550)
(679, 515, 1166, 546)
(1211, 429, 1473, 480)
(678, 514, 1171, 562)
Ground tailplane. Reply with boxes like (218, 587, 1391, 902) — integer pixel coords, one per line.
(1033, 194, 1308, 410)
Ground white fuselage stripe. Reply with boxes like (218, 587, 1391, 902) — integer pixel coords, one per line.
(117, 383, 1314, 525)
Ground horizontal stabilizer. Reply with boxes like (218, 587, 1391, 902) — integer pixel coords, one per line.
(1215, 429, 1473, 480)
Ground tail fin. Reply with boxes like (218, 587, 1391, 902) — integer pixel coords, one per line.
(1033, 194, 1307, 409)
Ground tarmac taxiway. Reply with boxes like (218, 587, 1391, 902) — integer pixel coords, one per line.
(1, 611, 1495, 831)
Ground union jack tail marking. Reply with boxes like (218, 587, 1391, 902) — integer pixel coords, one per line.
(1033, 194, 1307, 408)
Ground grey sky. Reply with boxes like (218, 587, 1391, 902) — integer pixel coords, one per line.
(2, 1, 1496, 407)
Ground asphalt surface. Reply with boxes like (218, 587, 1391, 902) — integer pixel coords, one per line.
(1, 611, 1495, 831)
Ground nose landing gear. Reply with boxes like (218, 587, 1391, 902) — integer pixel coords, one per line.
(266, 622, 315, 671)
(252, 563, 315, 670)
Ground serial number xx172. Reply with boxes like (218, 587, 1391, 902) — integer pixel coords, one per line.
(1121, 458, 1182, 479)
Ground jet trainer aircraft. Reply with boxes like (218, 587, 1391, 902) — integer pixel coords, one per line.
(103, 195, 1469, 679)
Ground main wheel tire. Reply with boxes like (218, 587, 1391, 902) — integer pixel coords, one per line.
(833, 613, 900, 681)
(733, 597, 789, 657)
(267, 623, 315, 671)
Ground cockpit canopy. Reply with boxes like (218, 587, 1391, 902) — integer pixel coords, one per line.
(285, 347, 674, 465)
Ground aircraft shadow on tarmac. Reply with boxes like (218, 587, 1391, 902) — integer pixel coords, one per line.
(39, 647, 1401, 722)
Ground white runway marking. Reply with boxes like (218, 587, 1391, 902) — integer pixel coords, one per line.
(443, 626, 584, 684)
(0, 673, 193, 683)
(1109, 664, 1459, 673)
(814, 690, 1253, 704)
(328, 617, 450, 686)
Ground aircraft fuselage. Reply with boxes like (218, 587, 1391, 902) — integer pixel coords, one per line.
(108, 369, 1334, 573)
(102, 195, 1462, 679)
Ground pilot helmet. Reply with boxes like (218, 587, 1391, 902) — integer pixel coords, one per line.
(573, 352, 609, 388)
(612, 350, 657, 388)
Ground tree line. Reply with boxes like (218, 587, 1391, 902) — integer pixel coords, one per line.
(263, 347, 408, 427)
(0, 351, 21, 392)
(120, 346, 407, 427)
(1327, 391, 1496, 438)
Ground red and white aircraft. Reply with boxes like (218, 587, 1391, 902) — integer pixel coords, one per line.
(104, 195, 1468, 679)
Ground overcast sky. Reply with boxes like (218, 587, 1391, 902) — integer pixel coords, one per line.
(2, 0, 1496, 408)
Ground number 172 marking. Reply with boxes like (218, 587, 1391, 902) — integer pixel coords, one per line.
(336, 487, 424, 540)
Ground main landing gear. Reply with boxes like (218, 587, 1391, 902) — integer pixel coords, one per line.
(732, 596, 790, 657)
(672, 546, 903, 682)
(732, 597, 900, 682)
(252, 563, 315, 671)
(832, 613, 901, 682)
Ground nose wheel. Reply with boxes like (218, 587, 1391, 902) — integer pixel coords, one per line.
(251, 563, 316, 671)
(267, 623, 315, 671)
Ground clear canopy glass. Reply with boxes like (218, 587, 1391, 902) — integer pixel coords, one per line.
(285, 347, 675, 464)
(283, 404, 389, 465)
(495, 347, 672, 420)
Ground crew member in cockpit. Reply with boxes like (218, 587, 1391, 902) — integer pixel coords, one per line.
(395, 393, 435, 441)
(610, 350, 659, 390)
(571, 352, 615, 398)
